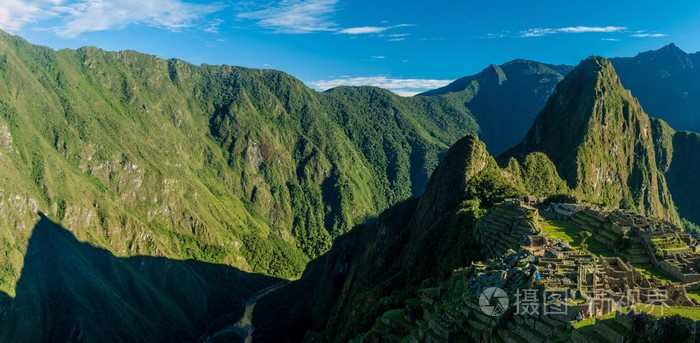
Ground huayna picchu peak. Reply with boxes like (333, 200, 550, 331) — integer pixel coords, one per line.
(503, 56, 679, 224)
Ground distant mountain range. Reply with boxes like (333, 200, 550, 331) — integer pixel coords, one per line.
(420, 43, 700, 157)
(420, 60, 572, 155)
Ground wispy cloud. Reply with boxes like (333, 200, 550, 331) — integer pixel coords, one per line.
(204, 18, 224, 33)
(601, 38, 620, 41)
(486, 32, 507, 39)
(520, 26, 627, 37)
(308, 76, 453, 97)
(338, 26, 387, 34)
(237, 0, 338, 33)
(0, 0, 59, 32)
(631, 33, 667, 38)
(338, 24, 412, 35)
(370, 55, 385, 59)
(0, 0, 223, 37)
(58, 0, 222, 38)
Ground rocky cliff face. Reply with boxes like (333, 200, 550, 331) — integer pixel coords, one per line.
(504, 57, 678, 223)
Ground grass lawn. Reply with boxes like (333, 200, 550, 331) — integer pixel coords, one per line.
(686, 290, 700, 304)
(541, 219, 614, 256)
(571, 311, 617, 329)
(633, 265, 676, 284)
(634, 304, 700, 321)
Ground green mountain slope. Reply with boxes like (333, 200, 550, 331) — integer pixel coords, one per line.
(0, 30, 477, 296)
(420, 59, 572, 155)
(503, 57, 678, 223)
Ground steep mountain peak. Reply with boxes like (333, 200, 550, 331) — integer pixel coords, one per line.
(411, 134, 490, 224)
(660, 42, 686, 55)
(566, 55, 617, 86)
(503, 57, 678, 222)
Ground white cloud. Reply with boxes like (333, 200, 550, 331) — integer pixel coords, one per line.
(370, 55, 385, 59)
(308, 76, 453, 97)
(0, 0, 222, 37)
(631, 33, 667, 38)
(238, 0, 338, 34)
(338, 26, 388, 34)
(521, 26, 627, 37)
(0, 0, 62, 32)
(56, 0, 222, 38)
(601, 38, 620, 41)
(338, 24, 412, 35)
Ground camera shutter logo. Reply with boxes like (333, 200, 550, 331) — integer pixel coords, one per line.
(479, 287, 509, 316)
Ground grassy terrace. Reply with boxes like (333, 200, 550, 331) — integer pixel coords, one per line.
(541, 219, 614, 256)
(687, 290, 700, 304)
(634, 304, 700, 321)
(634, 265, 675, 284)
(571, 311, 617, 329)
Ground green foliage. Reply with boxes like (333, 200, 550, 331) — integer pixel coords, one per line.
(682, 219, 700, 238)
(520, 152, 570, 196)
(465, 165, 526, 206)
(613, 236, 632, 252)
(421, 60, 572, 155)
(543, 193, 578, 205)
(0, 33, 479, 295)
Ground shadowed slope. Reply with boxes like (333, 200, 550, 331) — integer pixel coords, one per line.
(420, 60, 573, 155)
(0, 213, 279, 343)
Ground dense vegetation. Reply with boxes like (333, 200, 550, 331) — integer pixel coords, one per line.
(0, 215, 277, 342)
(0, 29, 480, 300)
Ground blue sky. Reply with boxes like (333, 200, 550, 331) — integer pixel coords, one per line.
(2, 0, 700, 95)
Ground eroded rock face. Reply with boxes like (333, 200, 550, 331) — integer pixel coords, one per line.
(0, 123, 11, 151)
